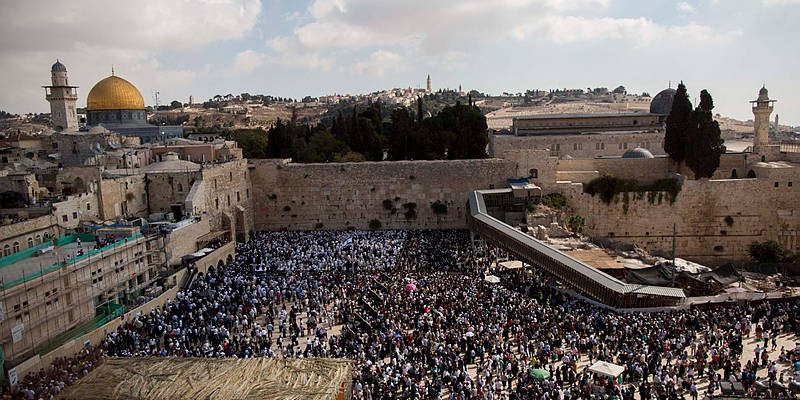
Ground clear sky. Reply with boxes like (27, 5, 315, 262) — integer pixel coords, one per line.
(1, 0, 798, 125)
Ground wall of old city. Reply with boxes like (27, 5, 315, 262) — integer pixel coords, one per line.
(249, 158, 517, 231)
(560, 175, 800, 265)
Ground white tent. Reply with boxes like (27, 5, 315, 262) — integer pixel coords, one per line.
(484, 275, 501, 284)
(588, 361, 625, 378)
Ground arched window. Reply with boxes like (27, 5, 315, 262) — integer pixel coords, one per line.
(3, 245, 9, 256)
(35, 235, 42, 245)
(27, 237, 33, 248)
(730, 169, 738, 179)
(529, 168, 539, 179)
(747, 170, 756, 178)
(13, 242, 20, 253)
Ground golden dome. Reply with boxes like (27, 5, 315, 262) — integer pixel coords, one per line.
(86, 75, 145, 111)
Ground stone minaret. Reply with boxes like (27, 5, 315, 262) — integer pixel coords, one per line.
(43, 60, 79, 131)
(426, 74, 431, 92)
(750, 85, 775, 152)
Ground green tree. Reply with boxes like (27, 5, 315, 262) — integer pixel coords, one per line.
(387, 107, 413, 160)
(170, 100, 183, 109)
(685, 90, 726, 179)
(304, 130, 346, 162)
(612, 85, 626, 94)
(230, 128, 268, 159)
(664, 82, 692, 164)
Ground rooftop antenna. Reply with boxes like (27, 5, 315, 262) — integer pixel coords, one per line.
(668, 80, 671, 89)
(111, 65, 115, 76)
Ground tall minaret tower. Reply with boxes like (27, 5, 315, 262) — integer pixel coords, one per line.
(43, 60, 79, 131)
(426, 74, 432, 92)
(750, 85, 775, 152)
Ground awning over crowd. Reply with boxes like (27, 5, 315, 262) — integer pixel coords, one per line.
(57, 357, 353, 400)
(588, 361, 625, 378)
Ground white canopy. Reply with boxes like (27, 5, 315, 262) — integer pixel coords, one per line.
(484, 275, 501, 284)
(588, 361, 625, 378)
(499, 260, 524, 270)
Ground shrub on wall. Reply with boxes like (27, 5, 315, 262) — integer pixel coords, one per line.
(724, 216, 734, 226)
(541, 193, 568, 209)
(430, 200, 448, 215)
(567, 215, 585, 234)
(402, 202, 417, 220)
(369, 219, 382, 229)
(584, 174, 682, 205)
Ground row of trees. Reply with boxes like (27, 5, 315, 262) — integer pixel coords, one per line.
(259, 98, 488, 162)
(664, 83, 726, 179)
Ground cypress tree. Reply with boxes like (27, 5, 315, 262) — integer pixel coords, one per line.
(664, 82, 692, 163)
(685, 89, 726, 179)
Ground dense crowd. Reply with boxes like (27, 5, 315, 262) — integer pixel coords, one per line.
(9, 230, 800, 400)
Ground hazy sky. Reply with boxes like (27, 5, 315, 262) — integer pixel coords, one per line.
(1, 0, 798, 124)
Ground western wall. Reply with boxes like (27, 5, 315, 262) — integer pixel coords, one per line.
(249, 158, 517, 231)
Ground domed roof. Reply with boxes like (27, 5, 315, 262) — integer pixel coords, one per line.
(759, 85, 768, 96)
(51, 60, 67, 72)
(143, 152, 200, 173)
(622, 147, 654, 159)
(649, 88, 676, 115)
(86, 75, 145, 111)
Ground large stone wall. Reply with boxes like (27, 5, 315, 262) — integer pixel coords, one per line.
(98, 175, 148, 220)
(561, 176, 800, 265)
(250, 159, 516, 231)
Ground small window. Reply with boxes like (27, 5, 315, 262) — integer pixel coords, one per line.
(789, 182, 793, 187)
(27, 237, 33, 248)
(87, 202, 91, 210)
(775, 182, 779, 187)
(62, 215, 68, 222)
(237, 192, 240, 202)
(72, 212, 78, 219)
(13, 242, 20, 253)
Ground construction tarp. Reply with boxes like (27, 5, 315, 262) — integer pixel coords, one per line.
(588, 361, 625, 378)
(626, 263, 739, 289)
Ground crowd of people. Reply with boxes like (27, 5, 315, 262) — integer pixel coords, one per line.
(9, 229, 800, 400)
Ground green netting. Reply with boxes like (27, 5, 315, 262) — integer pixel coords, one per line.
(2, 234, 142, 289)
(0, 240, 55, 269)
(35, 303, 125, 356)
(0, 234, 97, 269)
